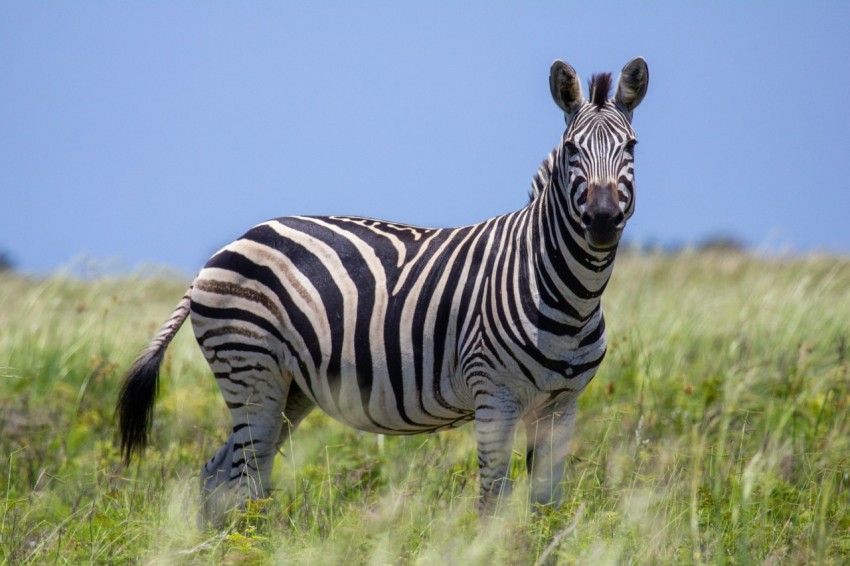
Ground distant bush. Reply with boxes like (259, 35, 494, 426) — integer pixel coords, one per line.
(0, 250, 14, 272)
(697, 234, 747, 252)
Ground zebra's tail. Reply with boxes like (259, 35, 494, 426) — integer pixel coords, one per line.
(117, 285, 193, 464)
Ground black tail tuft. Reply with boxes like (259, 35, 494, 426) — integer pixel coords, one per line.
(116, 348, 165, 464)
(116, 285, 192, 464)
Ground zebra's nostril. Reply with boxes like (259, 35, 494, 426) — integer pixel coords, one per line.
(582, 210, 622, 230)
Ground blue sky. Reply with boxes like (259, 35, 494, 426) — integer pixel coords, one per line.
(2, 2, 849, 275)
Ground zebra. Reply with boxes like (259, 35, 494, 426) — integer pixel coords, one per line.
(117, 57, 649, 521)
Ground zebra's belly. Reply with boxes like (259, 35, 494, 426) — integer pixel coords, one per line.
(292, 366, 475, 435)
(319, 404, 475, 436)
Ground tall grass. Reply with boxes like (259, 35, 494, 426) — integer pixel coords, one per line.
(1, 251, 848, 564)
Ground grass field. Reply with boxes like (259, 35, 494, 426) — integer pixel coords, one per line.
(1, 250, 849, 564)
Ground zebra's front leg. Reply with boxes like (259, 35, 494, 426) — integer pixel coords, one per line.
(474, 390, 521, 515)
(523, 395, 578, 509)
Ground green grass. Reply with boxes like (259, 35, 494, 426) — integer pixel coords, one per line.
(1, 250, 849, 564)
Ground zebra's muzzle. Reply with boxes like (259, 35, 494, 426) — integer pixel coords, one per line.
(581, 183, 625, 250)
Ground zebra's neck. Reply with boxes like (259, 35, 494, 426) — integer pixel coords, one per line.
(524, 145, 617, 327)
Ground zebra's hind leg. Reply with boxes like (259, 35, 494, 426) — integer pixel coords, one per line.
(200, 362, 291, 525)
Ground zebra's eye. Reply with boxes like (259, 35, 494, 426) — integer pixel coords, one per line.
(564, 140, 579, 155)
(624, 140, 637, 155)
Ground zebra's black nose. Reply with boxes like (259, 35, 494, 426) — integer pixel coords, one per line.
(582, 185, 625, 249)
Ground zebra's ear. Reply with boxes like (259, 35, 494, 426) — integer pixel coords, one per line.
(550, 60, 584, 115)
(614, 57, 649, 116)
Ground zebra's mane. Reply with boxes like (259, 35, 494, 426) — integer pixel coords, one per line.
(589, 73, 612, 109)
(527, 148, 557, 204)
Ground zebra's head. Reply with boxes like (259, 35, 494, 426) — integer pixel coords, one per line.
(549, 58, 649, 251)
